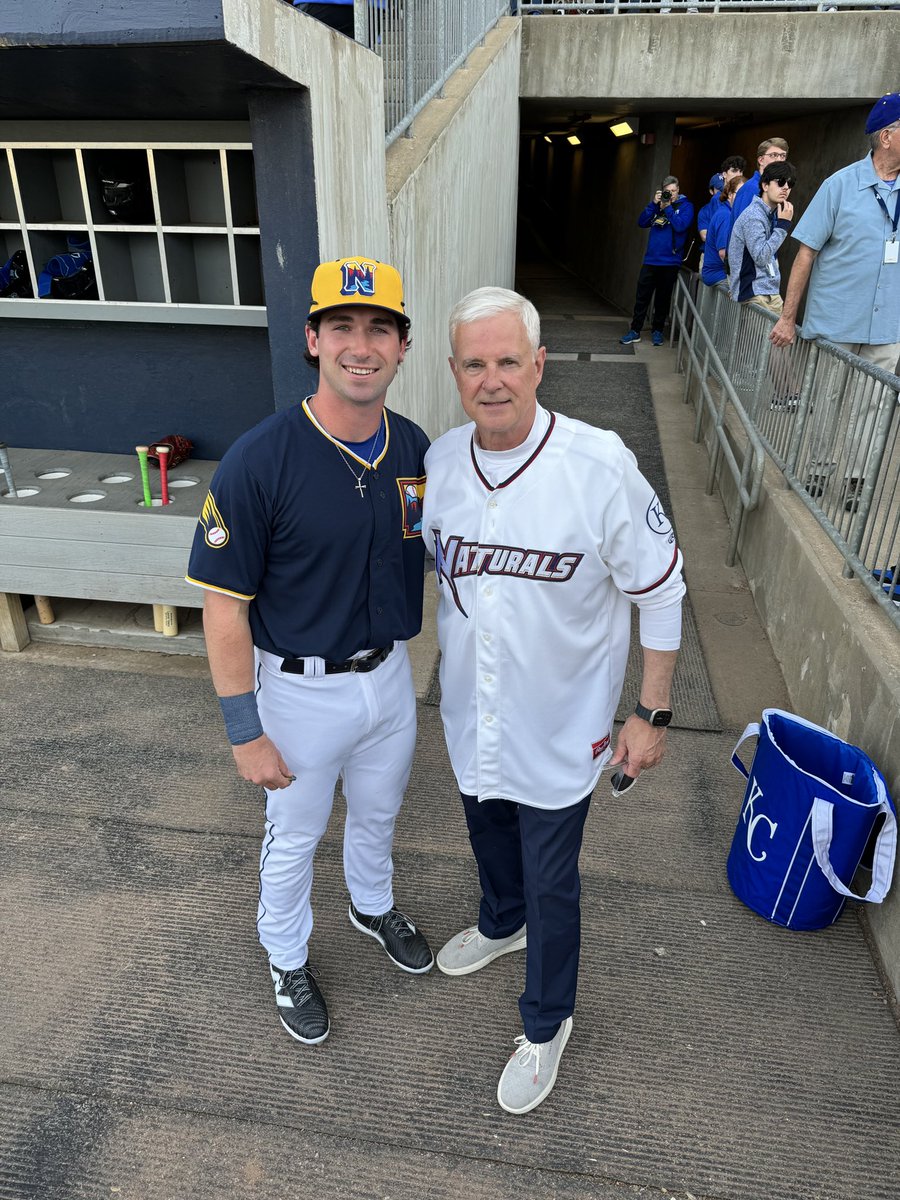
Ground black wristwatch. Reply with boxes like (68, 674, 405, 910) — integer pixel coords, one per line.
(634, 701, 673, 728)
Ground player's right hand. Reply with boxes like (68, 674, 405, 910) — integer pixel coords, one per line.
(778, 200, 794, 221)
(232, 734, 296, 790)
(769, 315, 796, 348)
(653, 190, 662, 205)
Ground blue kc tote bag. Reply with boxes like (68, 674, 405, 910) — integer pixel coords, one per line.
(727, 709, 896, 930)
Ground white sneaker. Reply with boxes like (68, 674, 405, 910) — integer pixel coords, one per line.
(436, 924, 526, 976)
(497, 1018, 573, 1114)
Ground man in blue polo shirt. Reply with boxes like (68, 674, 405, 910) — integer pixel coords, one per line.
(187, 256, 433, 1047)
(770, 94, 900, 508)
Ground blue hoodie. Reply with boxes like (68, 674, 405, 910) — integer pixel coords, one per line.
(638, 195, 695, 267)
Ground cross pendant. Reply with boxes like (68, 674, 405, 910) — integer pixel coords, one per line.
(355, 477, 367, 498)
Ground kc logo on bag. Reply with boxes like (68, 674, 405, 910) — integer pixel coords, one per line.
(741, 776, 778, 862)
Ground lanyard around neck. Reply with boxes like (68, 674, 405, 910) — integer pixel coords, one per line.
(874, 188, 900, 239)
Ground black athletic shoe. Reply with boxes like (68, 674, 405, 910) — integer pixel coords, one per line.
(348, 903, 434, 974)
(270, 962, 330, 1044)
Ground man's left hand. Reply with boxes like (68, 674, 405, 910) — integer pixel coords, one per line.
(608, 714, 669, 781)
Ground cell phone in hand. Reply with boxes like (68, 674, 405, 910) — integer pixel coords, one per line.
(610, 768, 637, 797)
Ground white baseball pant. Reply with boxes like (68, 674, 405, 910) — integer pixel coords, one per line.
(254, 643, 416, 969)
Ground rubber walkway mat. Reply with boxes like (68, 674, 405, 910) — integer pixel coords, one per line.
(540, 318, 634, 356)
(1, 664, 899, 1200)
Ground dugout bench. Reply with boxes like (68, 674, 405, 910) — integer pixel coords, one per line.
(0, 446, 217, 652)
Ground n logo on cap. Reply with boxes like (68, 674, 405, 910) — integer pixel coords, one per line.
(340, 260, 377, 298)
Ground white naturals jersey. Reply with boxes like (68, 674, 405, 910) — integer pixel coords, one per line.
(422, 408, 685, 809)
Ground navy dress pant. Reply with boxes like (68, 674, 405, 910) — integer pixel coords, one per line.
(460, 791, 592, 1044)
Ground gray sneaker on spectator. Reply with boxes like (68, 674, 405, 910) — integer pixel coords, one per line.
(436, 924, 526, 976)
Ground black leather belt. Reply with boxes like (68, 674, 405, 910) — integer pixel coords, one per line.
(280, 645, 393, 676)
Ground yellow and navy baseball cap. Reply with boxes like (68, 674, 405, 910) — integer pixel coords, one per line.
(307, 256, 409, 325)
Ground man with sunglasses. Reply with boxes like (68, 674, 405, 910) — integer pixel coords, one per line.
(770, 93, 900, 510)
(728, 162, 797, 311)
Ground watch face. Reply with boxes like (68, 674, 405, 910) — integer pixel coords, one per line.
(652, 709, 673, 727)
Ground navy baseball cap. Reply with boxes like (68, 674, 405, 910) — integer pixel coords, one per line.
(865, 92, 900, 134)
(709, 173, 725, 191)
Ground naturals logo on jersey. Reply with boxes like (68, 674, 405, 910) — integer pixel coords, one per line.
(199, 491, 230, 549)
(432, 529, 583, 617)
(397, 476, 425, 539)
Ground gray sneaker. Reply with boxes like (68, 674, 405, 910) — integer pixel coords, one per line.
(436, 924, 526, 976)
(497, 1017, 573, 1115)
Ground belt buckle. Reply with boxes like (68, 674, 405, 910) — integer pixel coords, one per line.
(350, 657, 360, 673)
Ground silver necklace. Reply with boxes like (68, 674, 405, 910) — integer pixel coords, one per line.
(308, 399, 384, 498)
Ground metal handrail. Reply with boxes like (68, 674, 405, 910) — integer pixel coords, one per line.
(672, 275, 900, 629)
(668, 277, 767, 566)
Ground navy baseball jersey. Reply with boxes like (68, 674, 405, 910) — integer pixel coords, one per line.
(186, 398, 428, 661)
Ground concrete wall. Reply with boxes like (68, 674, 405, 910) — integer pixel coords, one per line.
(520, 12, 900, 104)
(386, 19, 522, 437)
(223, 0, 391, 264)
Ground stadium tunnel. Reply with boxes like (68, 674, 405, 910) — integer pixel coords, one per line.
(516, 97, 875, 320)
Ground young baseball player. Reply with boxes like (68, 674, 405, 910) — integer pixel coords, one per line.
(186, 256, 433, 1046)
(423, 286, 685, 1114)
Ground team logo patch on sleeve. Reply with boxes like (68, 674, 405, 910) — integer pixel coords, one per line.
(397, 476, 425, 538)
(199, 490, 230, 549)
(646, 494, 673, 537)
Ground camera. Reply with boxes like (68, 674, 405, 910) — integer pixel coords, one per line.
(660, 189, 673, 202)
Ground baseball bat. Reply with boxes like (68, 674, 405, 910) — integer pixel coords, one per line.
(152, 604, 164, 632)
(135, 445, 153, 507)
(156, 444, 170, 505)
(34, 596, 55, 625)
(161, 605, 179, 637)
(0, 443, 17, 498)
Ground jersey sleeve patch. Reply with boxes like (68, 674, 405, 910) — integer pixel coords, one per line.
(397, 475, 425, 538)
(199, 490, 230, 548)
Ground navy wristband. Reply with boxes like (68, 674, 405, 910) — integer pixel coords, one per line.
(219, 691, 264, 746)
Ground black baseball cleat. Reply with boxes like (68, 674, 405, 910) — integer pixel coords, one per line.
(270, 962, 330, 1044)
(348, 903, 434, 973)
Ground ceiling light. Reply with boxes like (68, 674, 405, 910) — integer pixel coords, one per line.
(610, 121, 634, 138)
(567, 134, 581, 147)
(544, 135, 552, 143)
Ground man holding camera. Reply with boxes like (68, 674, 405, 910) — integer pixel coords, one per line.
(620, 175, 694, 347)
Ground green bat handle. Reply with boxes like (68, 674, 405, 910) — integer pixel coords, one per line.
(136, 445, 152, 507)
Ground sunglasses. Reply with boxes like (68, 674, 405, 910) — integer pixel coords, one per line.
(770, 177, 795, 188)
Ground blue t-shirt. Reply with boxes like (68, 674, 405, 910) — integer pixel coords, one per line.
(701, 201, 732, 285)
(697, 193, 722, 237)
(186, 399, 428, 660)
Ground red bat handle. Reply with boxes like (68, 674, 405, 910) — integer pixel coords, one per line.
(157, 445, 170, 505)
